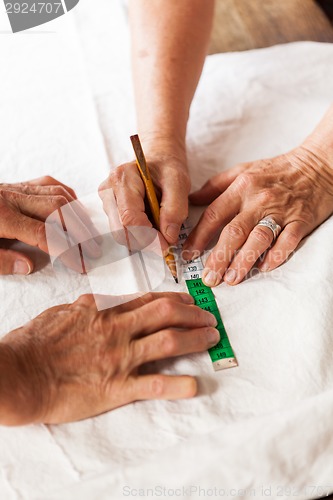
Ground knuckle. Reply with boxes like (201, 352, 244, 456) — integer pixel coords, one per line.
(43, 175, 57, 185)
(100, 171, 119, 192)
(259, 189, 274, 205)
(76, 294, 94, 305)
(48, 195, 67, 210)
(109, 170, 120, 185)
(70, 295, 95, 312)
(51, 186, 70, 198)
(283, 230, 301, 248)
(157, 298, 174, 318)
(89, 310, 106, 335)
(142, 291, 155, 303)
(237, 161, 251, 172)
(159, 330, 178, 356)
(119, 208, 139, 227)
(107, 315, 120, 340)
(195, 308, 211, 326)
(150, 376, 165, 397)
(251, 227, 273, 244)
(54, 195, 69, 208)
(224, 222, 247, 240)
(300, 210, 315, 226)
(132, 339, 147, 364)
(235, 173, 253, 190)
(0, 189, 13, 201)
(198, 328, 213, 348)
(98, 179, 109, 192)
(109, 165, 128, 186)
(203, 205, 220, 225)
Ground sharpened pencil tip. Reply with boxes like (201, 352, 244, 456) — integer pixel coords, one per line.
(174, 276, 178, 284)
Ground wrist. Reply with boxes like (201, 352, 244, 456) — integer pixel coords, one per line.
(0, 334, 49, 425)
(139, 132, 187, 165)
(302, 136, 333, 171)
(302, 105, 333, 171)
(288, 144, 333, 197)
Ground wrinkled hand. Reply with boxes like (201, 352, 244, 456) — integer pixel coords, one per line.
(0, 292, 219, 425)
(0, 176, 99, 275)
(183, 146, 333, 286)
(100, 152, 190, 245)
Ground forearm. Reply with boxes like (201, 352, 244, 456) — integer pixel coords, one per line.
(303, 104, 333, 165)
(129, 0, 215, 157)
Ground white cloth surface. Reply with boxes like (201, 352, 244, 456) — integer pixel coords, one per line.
(0, 1, 333, 499)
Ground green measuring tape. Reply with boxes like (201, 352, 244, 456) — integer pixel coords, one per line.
(179, 222, 238, 371)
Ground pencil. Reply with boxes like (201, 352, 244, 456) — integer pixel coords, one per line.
(130, 134, 178, 283)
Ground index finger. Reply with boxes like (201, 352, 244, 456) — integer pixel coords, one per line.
(183, 187, 240, 259)
(105, 164, 152, 228)
(24, 175, 77, 200)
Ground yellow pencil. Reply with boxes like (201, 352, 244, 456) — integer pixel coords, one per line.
(130, 134, 178, 283)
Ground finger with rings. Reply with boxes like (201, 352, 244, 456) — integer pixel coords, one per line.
(257, 216, 281, 240)
(223, 217, 280, 285)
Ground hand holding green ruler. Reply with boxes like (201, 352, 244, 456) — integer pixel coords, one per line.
(131, 134, 237, 372)
(178, 221, 238, 371)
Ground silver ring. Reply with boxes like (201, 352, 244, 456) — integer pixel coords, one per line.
(257, 216, 281, 240)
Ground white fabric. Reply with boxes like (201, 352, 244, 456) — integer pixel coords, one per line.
(1, 1, 333, 499)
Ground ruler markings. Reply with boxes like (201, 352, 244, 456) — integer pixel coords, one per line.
(178, 222, 238, 371)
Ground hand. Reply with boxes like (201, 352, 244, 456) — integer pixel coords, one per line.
(0, 176, 100, 275)
(0, 292, 219, 425)
(99, 148, 190, 246)
(183, 146, 333, 286)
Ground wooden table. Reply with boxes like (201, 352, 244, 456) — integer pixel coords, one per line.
(209, 0, 333, 54)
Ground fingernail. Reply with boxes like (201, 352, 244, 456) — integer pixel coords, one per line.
(224, 268, 236, 284)
(206, 327, 220, 346)
(182, 248, 191, 259)
(165, 224, 179, 242)
(13, 260, 31, 275)
(206, 312, 218, 327)
(202, 270, 219, 287)
(260, 264, 270, 272)
(181, 294, 194, 304)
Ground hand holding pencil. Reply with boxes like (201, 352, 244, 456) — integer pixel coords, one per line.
(130, 134, 178, 283)
(99, 142, 190, 247)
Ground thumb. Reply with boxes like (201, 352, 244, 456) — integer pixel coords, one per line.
(159, 173, 190, 245)
(0, 249, 33, 275)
